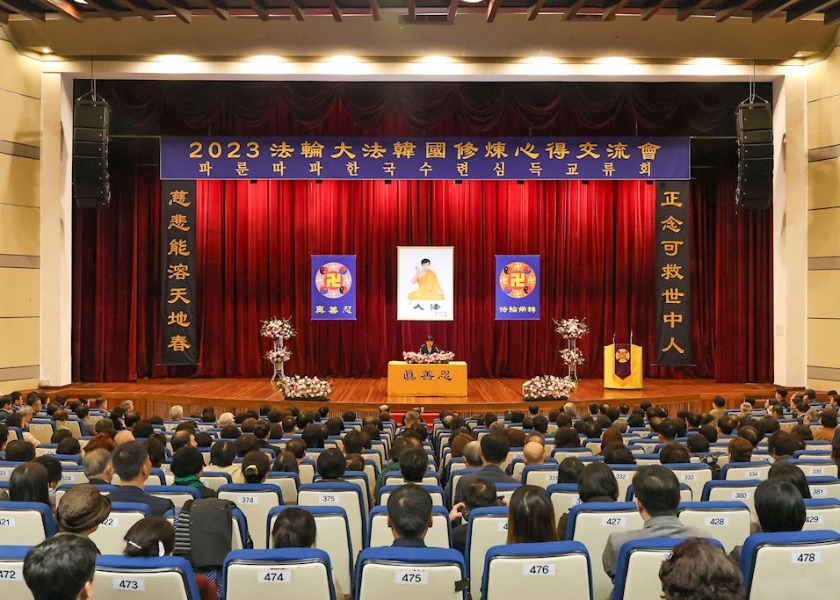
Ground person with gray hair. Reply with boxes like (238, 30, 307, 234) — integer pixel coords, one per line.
(488, 421, 506, 435)
(217, 412, 235, 427)
(15, 406, 41, 446)
(82, 449, 113, 485)
(563, 402, 578, 417)
(463, 441, 483, 467)
(168, 405, 184, 421)
(404, 410, 421, 427)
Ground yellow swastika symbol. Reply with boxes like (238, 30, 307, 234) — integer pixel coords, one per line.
(510, 273, 525, 288)
(325, 273, 342, 288)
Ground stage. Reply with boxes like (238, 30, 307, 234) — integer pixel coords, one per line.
(54, 378, 778, 419)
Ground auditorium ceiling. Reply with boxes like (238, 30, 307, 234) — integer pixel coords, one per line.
(2, 0, 838, 62)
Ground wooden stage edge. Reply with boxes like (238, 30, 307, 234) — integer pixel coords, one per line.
(55, 378, 779, 419)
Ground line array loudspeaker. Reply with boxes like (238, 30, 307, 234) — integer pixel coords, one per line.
(73, 98, 111, 209)
(735, 101, 773, 210)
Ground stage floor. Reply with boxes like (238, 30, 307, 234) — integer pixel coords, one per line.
(58, 377, 777, 417)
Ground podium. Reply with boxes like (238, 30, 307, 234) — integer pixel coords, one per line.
(603, 344, 643, 390)
(387, 361, 468, 397)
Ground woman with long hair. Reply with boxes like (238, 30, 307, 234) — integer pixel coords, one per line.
(506, 485, 559, 544)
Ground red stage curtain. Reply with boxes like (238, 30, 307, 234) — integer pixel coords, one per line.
(72, 81, 773, 383)
(72, 157, 772, 382)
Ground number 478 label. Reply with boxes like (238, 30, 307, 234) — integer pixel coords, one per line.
(395, 570, 428, 585)
(791, 551, 821, 564)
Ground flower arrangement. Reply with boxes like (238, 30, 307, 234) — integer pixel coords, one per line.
(265, 347, 291, 364)
(522, 375, 578, 401)
(402, 351, 455, 364)
(260, 317, 296, 340)
(559, 347, 585, 366)
(554, 318, 589, 339)
(280, 375, 331, 401)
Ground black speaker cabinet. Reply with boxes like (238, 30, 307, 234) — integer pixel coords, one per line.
(73, 98, 110, 209)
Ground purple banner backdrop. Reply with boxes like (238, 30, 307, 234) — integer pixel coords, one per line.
(495, 255, 541, 321)
(614, 343, 632, 379)
(311, 255, 357, 321)
(160, 136, 690, 181)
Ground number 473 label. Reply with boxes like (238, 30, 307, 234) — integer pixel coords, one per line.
(395, 570, 428, 585)
(113, 578, 145, 591)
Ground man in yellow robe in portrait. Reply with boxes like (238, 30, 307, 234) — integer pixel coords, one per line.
(408, 258, 445, 301)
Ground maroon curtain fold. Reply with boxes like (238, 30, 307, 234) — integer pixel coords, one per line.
(72, 81, 773, 383)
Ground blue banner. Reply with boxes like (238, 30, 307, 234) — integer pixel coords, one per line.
(311, 255, 356, 321)
(495, 255, 540, 321)
(160, 136, 690, 181)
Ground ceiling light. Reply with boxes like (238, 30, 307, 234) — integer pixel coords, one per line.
(155, 54, 193, 63)
(460, 0, 484, 4)
(73, 0, 87, 4)
(40, 47, 53, 55)
(596, 56, 635, 65)
(521, 56, 559, 65)
(248, 55, 286, 64)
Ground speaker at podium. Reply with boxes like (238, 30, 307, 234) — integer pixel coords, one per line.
(604, 342, 643, 390)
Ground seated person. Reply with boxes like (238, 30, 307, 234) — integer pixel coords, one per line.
(317, 448, 347, 482)
(24, 534, 98, 600)
(558, 462, 619, 539)
(729, 479, 805, 563)
(387, 483, 434, 547)
(507, 485, 558, 544)
(108, 441, 175, 516)
(241, 450, 271, 484)
(124, 516, 216, 600)
(171, 446, 216, 499)
(419, 335, 441, 355)
(209, 440, 243, 483)
(659, 538, 744, 600)
(602, 466, 712, 579)
(398, 446, 429, 484)
(449, 480, 500, 555)
(56, 484, 111, 539)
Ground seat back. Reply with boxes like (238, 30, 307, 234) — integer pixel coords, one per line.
(790, 460, 838, 479)
(265, 472, 300, 504)
(482, 541, 591, 600)
(721, 461, 772, 481)
(494, 483, 521, 504)
(199, 470, 232, 492)
(93, 555, 200, 600)
(89, 503, 152, 555)
(522, 464, 562, 489)
(379, 485, 446, 507)
(28, 421, 55, 445)
(567, 502, 644, 600)
(465, 506, 509, 599)
(661, 464, 713, 500)
(701, 480, 761, 513)
(0, 546, 32, 599)
(803, 499, 840, 532)
(677, 501, 751, 552)
(0, 501, 55, 546)
(741, 531, 840, 600)
(614, 537, 724, 600)
(217, 484, 283, 550)
(610, 465, 639, 502)
(367, 505, 451, 549)
(548, 484, 581, 518)
(143, 485, 200, 508)
(0, 462, 20, 483)
(223, 548, 336, 600)
(356, 547, 466, 600)
(299, 483, 366, 564)
(60, 465, 89, 485)
(807, 476, 840, 501)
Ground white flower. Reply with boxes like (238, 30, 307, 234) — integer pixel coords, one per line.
(280, 375, 331, 399)
(559, 347, 585, 366)
(402, 351, 456, 364)
(522, 375, 578, 400)
(553, 317, 589, 339)
(260, 317, 296, 340)
(265, 347, 291, 363)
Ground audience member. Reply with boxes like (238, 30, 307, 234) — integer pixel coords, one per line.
(659, 443, 691, 464)
(398, 446, 428, 483)
(659, 538, 745, 600)
(558, 462, 619, 540)
(82, 448, 113, 485)
(602, 466, 712, 579)
(507, 485, 558, 543)
(387, 484, 433, 547)
(34, 455, 62, 508)
(5, 439, 36, 462)
(272, 451, 299, 474)
(454, 434, 517, 502)
(55, 483, 111, 537)
(815, 409, 838, 442)
(171, 446, 216, 498)
(23, 534, 98, 600)
(730, 479, 806, 562)
(557, 456, 585, 483)
(603, 444, 636, 465)
(728, 437, 753, 463)
(57, 436, 82, 456)
(108, 442, 175, 516)
(374, 436, 421, 495)
(241, 450, 270, 484)
(449, 480, 499, 555)
(10, 461, 51, 505)
(768, 461, 811, 499)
